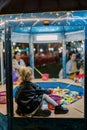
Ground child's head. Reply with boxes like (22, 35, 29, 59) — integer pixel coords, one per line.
(19, 66, 33, 81)
(79, 65, 84, 74)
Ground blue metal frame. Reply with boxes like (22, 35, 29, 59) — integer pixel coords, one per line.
(62, 37, 67, 78)
(29, 27, 34, 77)
(62, 26, 66, 78)
(5, 24, 13, 130)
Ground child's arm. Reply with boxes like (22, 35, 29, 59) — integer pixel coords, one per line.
(32, 83, 51, 94)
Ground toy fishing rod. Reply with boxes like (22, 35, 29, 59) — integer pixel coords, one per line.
(66, 80, 76, 88)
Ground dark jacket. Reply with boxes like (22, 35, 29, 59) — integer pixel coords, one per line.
(15, 80, 49, 115)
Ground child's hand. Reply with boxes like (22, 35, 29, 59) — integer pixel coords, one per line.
(44, 89, 51, 94)
(74, 77, 78, 82)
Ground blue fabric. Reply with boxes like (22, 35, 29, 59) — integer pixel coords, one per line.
(0, 113, 8, 130)
(13, 86, 19, 98)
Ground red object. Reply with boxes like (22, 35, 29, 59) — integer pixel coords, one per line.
(76, 74, 84, 79)
(49, 88, 54, 93)
(48, 104, 55, 110)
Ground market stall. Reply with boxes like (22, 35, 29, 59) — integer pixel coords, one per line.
(0, 11, 85, 120)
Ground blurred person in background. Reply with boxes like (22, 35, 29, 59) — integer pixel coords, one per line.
(13, 51, 26, 77)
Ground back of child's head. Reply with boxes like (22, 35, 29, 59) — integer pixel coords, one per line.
(19, 66, 32, 81)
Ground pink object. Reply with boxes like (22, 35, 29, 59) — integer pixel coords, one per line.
(0, 91, 6, 104)
(42, 73, 49, 80)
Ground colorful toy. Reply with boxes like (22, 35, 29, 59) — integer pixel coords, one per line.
(49, 88, 54, 93)
(48, 86, 82, 110)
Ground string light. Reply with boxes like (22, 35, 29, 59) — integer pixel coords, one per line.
(0, 12, 86, 26)
(0, 11, 87, 29)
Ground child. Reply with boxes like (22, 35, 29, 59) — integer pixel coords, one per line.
(15, 67, 68, 117)
(74, 65, 84, 84)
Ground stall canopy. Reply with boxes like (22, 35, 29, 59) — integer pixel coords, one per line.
(0, 10, 86, 43)
(0, 10, 86, 78)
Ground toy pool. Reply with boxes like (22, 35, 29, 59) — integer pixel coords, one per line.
(36, 82, 84, 96)
(13, 82, 84, 99)
(13, 82, 84, 100)
(13, 81, 84, 110)
(35, 82, 84, 108)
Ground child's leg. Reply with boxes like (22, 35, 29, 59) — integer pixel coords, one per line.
(43, 94, 58, 106)
(43, 94, 68, 114)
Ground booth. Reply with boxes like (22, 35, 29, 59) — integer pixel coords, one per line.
(0, 11, 85, 120)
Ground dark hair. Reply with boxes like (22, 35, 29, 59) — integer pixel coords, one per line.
(69, 51, 76, 57)
(13, 51, 20, 59)
(67, 51, 76, 60)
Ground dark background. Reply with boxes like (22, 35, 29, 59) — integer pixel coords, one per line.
(0, 0, 87, 14)
(0, 0, 87, 130)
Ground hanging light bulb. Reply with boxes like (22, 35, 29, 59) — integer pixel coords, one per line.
(66, 12, 71, 16)
(56, 12, 59, 16)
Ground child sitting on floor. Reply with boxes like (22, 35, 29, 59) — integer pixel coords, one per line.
(15, 66, 68, 117)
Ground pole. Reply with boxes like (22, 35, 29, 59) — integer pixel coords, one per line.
(5, 23, 13, 130)
(29, 27, 34, 78)
(0, 36, 4, 86)
(62, 26, 67, 78)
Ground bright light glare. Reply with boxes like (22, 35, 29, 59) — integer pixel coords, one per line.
(13, 42, 16, 46)
(33, 48, 36, 51)
(48, 48, 54, 51)
(40, 48, 43, 52)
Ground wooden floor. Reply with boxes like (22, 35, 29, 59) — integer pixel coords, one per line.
(0, 79, 84, 118)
